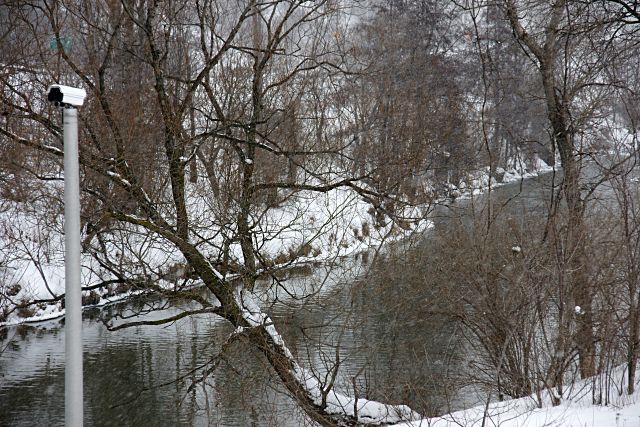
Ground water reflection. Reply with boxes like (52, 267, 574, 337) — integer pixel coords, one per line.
(0, 247, 465, 426)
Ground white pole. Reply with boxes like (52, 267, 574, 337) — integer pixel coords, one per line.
(63, 106, 83, 427)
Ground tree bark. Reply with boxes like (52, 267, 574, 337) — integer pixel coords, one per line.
(504, 0, 595, 380)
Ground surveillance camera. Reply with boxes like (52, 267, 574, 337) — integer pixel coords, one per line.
(47, 84, 86, 107)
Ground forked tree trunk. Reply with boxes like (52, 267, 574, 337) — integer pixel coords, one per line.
(505, 0, 596, 382)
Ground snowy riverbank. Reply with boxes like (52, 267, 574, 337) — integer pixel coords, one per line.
(404, 365, 640, 427)
(0, 159, 553, 327)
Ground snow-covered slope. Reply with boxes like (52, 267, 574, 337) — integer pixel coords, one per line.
(400, 365, 640, 427)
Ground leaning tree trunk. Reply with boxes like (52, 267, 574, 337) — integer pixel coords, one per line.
(161, 233, 421, 426)
(242, 291, 421, 426)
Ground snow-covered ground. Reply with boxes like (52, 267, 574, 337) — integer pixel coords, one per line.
(401, 365, 640, 427)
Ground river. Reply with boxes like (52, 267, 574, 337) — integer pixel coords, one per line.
(0, 173, 559, 426)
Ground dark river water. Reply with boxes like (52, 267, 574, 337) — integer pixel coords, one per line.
(0, 173, 561, 426)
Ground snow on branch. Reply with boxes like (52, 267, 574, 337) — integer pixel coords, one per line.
(106, 170, 131, 187)
(291, 365, 421, 425)
(234, 288, 422, 425)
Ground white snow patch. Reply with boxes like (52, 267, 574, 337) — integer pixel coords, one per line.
(106, 171, 131, 186)
(291, 365, 421, 424)
(42, 145, 63, 155)
(397, 365, 640, 427)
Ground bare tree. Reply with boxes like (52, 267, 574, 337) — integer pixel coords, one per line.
(500, 0, 623, 381)
(0, 0, 431, 424)
(348, 0, 475, 203)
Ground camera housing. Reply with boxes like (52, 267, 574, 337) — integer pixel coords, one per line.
(47, 84, 86, 107)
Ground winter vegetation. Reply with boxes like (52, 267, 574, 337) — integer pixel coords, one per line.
(1, 0, 640, 425)
(407, 365, 640, 426)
